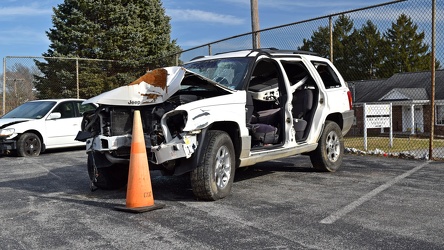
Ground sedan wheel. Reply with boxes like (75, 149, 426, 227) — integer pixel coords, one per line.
(17, 133, 42, 157)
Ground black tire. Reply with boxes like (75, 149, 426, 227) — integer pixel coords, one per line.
(190, 130, 236, 201)
(17, 133, 42, 157)
(310, 121, 343, 172)
(87, 153, 129, 190)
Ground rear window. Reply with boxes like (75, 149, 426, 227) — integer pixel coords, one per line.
(312, 62, 342, 89)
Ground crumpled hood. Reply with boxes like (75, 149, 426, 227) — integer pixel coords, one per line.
(0, 118, 30, 129)
(83, 66, 233, 106)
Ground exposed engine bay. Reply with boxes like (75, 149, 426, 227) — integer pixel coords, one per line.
(82, 94, 198, 155)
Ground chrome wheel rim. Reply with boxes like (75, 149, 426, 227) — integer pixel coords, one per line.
(214, 145, 231, 189)
(326, 131, 340, 162)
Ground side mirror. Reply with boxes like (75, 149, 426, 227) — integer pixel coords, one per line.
(48, 112, 61, 120)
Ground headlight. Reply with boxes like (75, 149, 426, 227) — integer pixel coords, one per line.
(0, 128, 15, 137)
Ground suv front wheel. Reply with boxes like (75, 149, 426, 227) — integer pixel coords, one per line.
(87, 152, 129, 190)
(310, 121, 344, 172)
(191, 130, 235, 201)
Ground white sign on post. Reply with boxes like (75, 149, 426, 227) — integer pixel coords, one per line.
(365, 117, 390, 128)
(363, 103, 393, 150)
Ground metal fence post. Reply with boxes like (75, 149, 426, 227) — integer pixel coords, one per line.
(2, 57, 5, 115)
(329, 16, 333, 63)
(76, 58, 79, 99)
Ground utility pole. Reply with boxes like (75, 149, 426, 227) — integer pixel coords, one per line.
(429, 0, 436, 160)
(250, 0, 260, 49)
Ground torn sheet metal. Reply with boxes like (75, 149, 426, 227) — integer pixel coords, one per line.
(84, 66, 186, 106)
(152, 134, 197, 164)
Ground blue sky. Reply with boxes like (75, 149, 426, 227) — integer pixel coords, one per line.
(0, 0, 401, 61)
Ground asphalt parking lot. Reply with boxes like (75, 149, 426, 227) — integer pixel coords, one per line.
(1, 149, 443, 249)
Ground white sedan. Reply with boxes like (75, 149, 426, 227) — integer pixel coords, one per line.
(0, 99, 97, 157)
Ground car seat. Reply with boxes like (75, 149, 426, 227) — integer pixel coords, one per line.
(292, 89, 313, 140)
(60, 104, 74, 118)
(246, 93, 280, 145)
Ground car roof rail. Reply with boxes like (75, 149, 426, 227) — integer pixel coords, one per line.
(267, 49, 319, 56)
(188, 48, 319, 61)
(189, 55, 206, 61)
(214, 48, 255, 56)
(190, 48, 256, 60)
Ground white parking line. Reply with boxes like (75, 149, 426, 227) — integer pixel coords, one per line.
(320, 161, 429, 224)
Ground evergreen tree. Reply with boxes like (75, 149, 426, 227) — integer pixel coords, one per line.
(331, 15, 357, 80)
(34, 0, 180, 99)
(299, 26, 330, 57)
(299, 14, 439, 81)
(380, 14, 432, 78)
(300, 15, 357, 80)
(354, 20, 384, 80)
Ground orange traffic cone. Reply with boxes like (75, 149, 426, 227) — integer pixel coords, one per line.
(115, 110, 165, 213)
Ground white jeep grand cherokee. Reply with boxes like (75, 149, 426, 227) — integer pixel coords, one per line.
(78, 48, 354, 200)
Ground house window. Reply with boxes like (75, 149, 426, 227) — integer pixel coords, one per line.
(437, 105, 444, 125)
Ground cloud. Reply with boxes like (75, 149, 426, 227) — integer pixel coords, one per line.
(0, 3, 53, 17)
(167, 9, 244, 25)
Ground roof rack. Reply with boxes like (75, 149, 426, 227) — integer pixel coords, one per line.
(214, 48, 256, 56)
(189, 48, 319, 61)
(189, 55, 206, 61)
(189, 48, 258, 61)
(265, 49, 318, 56)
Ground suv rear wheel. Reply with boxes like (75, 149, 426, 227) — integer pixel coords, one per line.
(310, 121, 343, 172)
(191, 130, 235, 201)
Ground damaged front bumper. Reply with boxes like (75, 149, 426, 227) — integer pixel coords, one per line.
(0, 139, 16, 154)
(86, 133, 198, 165)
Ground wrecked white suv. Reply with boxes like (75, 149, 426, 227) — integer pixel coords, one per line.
(78, 48, 354, 200)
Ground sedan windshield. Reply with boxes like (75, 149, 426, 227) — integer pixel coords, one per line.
(183, 57, 252, 90)
(2, 101, 56, 119)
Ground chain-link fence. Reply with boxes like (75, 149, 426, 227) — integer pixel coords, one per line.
(164, 0, 443, 160)
(1, 56, 122, 113)
(2, 0, 443, 160)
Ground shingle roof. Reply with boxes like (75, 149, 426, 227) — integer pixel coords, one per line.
(350, 70, 444, 104)
(379, 88, 428, 101)
(350, 79, 386, 103)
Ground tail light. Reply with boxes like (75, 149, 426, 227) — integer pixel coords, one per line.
(347, 90, 353, 110)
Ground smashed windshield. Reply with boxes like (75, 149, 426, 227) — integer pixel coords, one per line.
(183, 57, 252, 90)
(3, 101, 56, 119)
